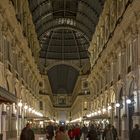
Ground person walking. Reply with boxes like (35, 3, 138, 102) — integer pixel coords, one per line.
(68, 127, 74, 140)
(81, 124, 88, 140)
(131, 124, 140, 140)
(87, 124, 98, 140)
(102, 126, 108, 140)
(46, 122, 54, 140)
(20, 123, 35, 140)
(105, 124, 113, 140)
(55, 126, 69, 140)
(74, 124, 81, 140)
(112, 126, 118, 140)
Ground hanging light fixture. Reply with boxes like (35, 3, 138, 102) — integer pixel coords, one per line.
(28, 107, 32, 112)
(94, 112, 97, 115)
(115, 103, 120, 107)
(126, 99, 131, 104)
(18, 100, 23, 107)
(102, 108, 106, 112)
(24, 104, 28, 110)
(98, 110, 101, 114)
(108, 106, 112, 110)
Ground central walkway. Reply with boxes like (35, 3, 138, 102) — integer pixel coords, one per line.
(34, 134, 104, 140)
(35, 134, 46, 140)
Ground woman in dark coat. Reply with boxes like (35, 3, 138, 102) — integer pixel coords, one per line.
(87, 125, 97, 140)
(20, 123, 35, 140)
(131, 124, 140, 140)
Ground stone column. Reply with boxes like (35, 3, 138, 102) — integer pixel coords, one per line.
(109, 103, 115, 125)
(114, 116, 119, 133)
(1, 103, 7, 140)
(114, 101, 119, 129)
(133, 28, 140, 126)
(0, 104, 2, 138)
(11, 103, 17, 139)
(17, 102, 23, 137)
(132, 90, 140, 126)
(121, 96, 129, 140)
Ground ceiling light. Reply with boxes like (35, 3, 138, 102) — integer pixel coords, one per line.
(18, 101, 23, 107)
(32, 109, 36, 113)
(28, 107, 32, 112)
(115, 103, 120, 107)
(108, 106, 112, 110)
(102, 108, 106, 112)
(91, 113, 94, 116)
(98, 110, 101, 114)
(24, 105, 28, 110)
(126, 99, 131, 104)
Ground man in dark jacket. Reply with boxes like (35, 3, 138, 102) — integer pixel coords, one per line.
(20, 123, 35, 140)
(82, 124, 88, 140)
(46, 122, 54, 140)
(131, 124, 140, 140)
(87, 125, 97, 140)
(112, 125, 118, 140)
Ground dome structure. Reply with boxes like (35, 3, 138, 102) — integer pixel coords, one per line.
(40, 29, 89, 60)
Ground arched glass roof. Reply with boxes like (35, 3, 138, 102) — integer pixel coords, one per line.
(28, 0, 105, 60)
(28, 0, 105, 94)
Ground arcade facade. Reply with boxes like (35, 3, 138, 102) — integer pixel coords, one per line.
(0, 0, 139, 140)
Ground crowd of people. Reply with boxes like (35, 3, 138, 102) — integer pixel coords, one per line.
(20, 122, 140, 140)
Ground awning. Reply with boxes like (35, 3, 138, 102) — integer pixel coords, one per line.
(0, 86, 17, 103)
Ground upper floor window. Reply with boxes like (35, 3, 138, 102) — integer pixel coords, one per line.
(56, 18, 76, 26)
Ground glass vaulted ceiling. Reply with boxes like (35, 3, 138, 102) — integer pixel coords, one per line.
(28, 0, 105, 60)
(28, 0, 105, 94)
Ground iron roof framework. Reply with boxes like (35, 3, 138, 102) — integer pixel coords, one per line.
(28, 0, 105, 94)
(28, 0, 104, 60)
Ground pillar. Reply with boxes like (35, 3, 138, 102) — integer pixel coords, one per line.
(110, 103, 115, 125)
(1, 103, 7, 140)
(132, 90, 140, 126)
(114, 101, 119, 130)
(11, 103, 17, 139)
(17, 103, 23, 137)
(121, 96, 129, 140)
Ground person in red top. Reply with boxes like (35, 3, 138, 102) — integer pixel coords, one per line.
(74, 124, 81, 140)
(68, 126, 74, 140)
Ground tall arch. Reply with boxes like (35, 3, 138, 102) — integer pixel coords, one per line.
(47, 61, 81, 71)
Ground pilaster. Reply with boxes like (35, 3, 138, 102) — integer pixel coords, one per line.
(121, 96, 129, 140)
(132, 90, 140, 126)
